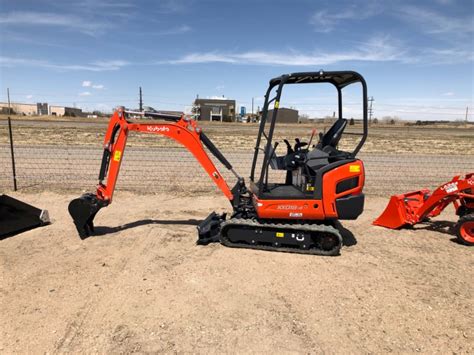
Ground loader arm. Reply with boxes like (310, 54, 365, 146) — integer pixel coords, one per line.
(374, 173, 474, 229)
(416, 174, 474, 220)
(69, 107, 239, 238)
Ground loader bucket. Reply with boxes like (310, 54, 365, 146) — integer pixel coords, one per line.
(68, 193, 105, 239)
(373, 189, 430, 229)
(0, 194, 50, 239)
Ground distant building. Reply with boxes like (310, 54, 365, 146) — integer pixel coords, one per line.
(49, 106, 83, 117)
(266, 107, 299, 123)
(0, 102, 83, 116)
(0, 102, 37, 115)
(37, 103, 49, 115)
(49, 106, 64, 116)
(194, 98, 236, 122)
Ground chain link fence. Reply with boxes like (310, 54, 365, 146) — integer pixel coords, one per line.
(1, 143, 472, 196)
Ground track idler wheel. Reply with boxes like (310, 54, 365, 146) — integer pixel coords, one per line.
(455, 213, 474, 246)
(68, 193, 106, 239)
(317, 232, 342, 254)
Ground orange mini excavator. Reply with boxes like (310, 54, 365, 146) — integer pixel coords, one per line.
(69, 70, 368, 255)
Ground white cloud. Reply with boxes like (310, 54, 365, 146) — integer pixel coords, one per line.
(160, 32, 474, 67)
(397, 5, 474, 36)
(164, 35, 406, 66)
(83, 81, 104, 89)
(419, 46, 474, 65)
(310, 1, 381, 32)
(26, 94, 33, 99)
(155, 0, 187, 14)
(442, 92, 455, 96)
(79, 91, 92, 96)
(435, 0, 455, 5)
(155, 25, 191, 35)
(0, 56, 129, 71)
(0, 11, 110, 35)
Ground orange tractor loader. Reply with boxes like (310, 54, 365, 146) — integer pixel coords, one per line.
(69, 70, 369, 256)
(374, 174, 474, 245)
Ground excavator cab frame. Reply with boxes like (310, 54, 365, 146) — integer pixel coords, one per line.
(249, 71, 368, 211)
(251, 71, 368, 197)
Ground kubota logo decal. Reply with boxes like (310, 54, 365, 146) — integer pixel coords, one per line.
(147, 126, 170, 132)
(442, 182, 458, 193)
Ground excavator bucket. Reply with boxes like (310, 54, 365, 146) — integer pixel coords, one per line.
(373, 189, 430, 229)
(0, 194, 50, 239)
(68, 193, 105, 239)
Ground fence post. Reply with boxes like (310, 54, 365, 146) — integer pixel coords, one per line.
(7, 87, 17, 191)
(7, 117, 18, 191)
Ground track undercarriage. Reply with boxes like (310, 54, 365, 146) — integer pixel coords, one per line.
(197, 212, 343, 256)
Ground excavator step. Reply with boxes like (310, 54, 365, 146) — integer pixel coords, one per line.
(0, 194, 50, 239)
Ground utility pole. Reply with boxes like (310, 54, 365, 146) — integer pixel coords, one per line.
(7, 88, 11, 114)
(139, 87, 143, 111)
(465, 106, 469, 125)
(252, 97, 254, 115)
(368, 96, 374, 125)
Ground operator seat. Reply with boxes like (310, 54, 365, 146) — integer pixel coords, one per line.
(317, 118, 347, 149)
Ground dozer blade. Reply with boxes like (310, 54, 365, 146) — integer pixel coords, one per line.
(0, 194, 50, 239)
(68, 193, 105, 239)
(373, 189, 430, 229)
(196, 211, 225, 245)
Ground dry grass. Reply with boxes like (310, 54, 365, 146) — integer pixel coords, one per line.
(0, 115, 473, 155)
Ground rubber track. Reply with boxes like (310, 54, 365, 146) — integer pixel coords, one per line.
(220, 218, 343, 256)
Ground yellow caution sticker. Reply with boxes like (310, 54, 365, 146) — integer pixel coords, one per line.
(113, 150, 122, 162)
(349, 165, 360, 173)
(275, 232, 284, 238)
(274, 101, 279, 109)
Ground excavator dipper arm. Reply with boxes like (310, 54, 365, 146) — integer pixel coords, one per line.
(69, 108, 237, 239)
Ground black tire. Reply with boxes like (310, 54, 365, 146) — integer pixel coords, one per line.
(455, 214, 474, 246)
(456, 206, 473, 217)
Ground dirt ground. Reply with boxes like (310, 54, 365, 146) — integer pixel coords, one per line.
(1, 192, 472, 353)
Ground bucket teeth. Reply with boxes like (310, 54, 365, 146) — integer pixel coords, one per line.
(68, 193, 105, 239)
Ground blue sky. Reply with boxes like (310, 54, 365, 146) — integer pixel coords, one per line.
(0, 0, 473, 120)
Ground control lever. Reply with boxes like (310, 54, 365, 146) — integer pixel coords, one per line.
(294, 138, 308, 152)
(283, 139, 293, 153)
(308, 128, 317, 147)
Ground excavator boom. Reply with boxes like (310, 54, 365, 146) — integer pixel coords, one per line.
(69, 107, 240, 238)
